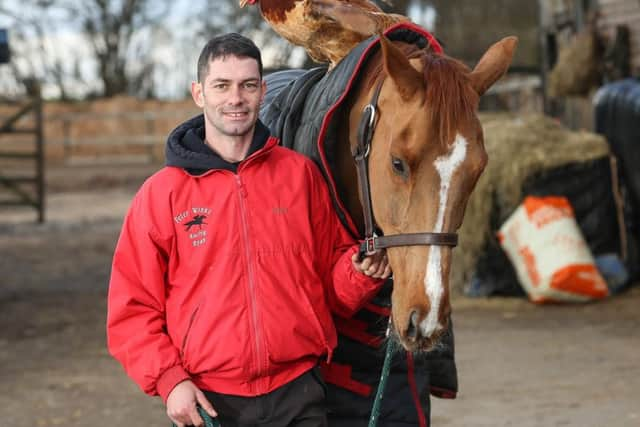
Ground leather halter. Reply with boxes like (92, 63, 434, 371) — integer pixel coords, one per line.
(353, 80, 458, 259)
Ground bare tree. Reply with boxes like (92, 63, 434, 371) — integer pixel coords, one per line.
(0, 2, 79, 99)
(1, 0, 173, 99)
(63, 0, 171, 97)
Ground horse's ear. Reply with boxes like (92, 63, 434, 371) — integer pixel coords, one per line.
(379, 33, 424, 101)
(469, 36, 518, 96)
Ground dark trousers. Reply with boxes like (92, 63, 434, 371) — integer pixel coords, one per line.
(202, 368, 328, 427)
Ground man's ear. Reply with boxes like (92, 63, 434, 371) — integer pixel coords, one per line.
(191, 81, 204, 108)
(260, 79, 267, 103)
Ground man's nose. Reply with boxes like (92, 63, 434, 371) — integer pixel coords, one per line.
(228, 86, 243, 104)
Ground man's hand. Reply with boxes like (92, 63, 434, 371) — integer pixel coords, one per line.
(352, 249, 391, 279)
(166, 380, 217, 427)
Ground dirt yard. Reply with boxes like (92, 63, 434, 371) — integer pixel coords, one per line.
(1, 162, 639, 427)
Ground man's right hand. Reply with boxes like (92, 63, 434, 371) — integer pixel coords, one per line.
(166, 379, 217, 427)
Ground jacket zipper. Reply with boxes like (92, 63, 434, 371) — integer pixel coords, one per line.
(235, 174, 265, 388)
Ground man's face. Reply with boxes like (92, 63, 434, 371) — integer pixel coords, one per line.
(192, 55, 265, 139)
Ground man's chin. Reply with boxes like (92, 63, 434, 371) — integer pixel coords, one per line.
(210, 116, 256, 139)
(222, 125, 253, 137)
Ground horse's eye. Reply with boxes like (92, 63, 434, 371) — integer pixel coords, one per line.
(391, 157, 408, 177)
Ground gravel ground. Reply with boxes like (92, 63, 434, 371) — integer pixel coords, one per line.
(1, 163, 638, 427)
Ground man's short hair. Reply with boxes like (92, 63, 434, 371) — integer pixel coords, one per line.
(197, 33, 263, 82)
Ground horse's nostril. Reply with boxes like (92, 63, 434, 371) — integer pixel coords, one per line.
(406, 310, 420, 340)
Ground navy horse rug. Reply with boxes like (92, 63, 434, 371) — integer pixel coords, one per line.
(259, 23, 457, 427)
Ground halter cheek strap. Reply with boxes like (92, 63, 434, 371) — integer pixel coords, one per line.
(353, 81, 458, 261)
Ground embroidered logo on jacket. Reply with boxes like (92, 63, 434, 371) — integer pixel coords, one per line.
(184, 215, 207, 231)
(174, 207, 211, 247)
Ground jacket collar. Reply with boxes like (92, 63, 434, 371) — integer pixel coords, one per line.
(165, 114, 272, 174)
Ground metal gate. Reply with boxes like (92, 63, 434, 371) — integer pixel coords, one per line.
(0, 87, 45, 222)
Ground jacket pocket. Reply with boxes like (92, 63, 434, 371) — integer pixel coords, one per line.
(179, 299, 247, 376)
(180, 303, 201, 359)
(300, 288, 330, 348)
(264, 285, 330, 364)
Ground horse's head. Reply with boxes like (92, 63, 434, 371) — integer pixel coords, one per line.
(350, 34, 517, 351)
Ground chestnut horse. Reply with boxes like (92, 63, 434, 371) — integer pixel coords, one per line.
(332, 33, 517, 352)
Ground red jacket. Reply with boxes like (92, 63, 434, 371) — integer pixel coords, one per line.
(107, 119, 382, 401)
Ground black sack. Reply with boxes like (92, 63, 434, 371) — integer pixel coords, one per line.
(594, 78, 640, 280)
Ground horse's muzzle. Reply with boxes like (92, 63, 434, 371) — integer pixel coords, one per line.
(396, 310, 448, 352)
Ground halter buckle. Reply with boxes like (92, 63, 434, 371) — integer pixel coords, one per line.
(357, 236, 378, 262)
(365, 236, 377, 254)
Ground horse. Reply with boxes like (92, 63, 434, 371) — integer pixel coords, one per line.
(261, 24, 517, 353)
(335, 31, 516, 352)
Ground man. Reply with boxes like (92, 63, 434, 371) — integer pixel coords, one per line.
(107, 33, 390, 427)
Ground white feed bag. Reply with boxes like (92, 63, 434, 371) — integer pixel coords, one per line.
(497, 196, 609, 303)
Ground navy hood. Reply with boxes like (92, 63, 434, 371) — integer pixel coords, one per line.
(165, 114, 271, 174)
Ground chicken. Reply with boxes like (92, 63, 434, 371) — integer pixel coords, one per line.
(239, 0, 408, 67)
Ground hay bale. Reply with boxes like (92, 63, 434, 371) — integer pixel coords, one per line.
(451, 113, 610, 294)
(548, 29, 601, 98)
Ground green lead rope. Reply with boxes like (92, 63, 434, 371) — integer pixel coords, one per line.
(368, 321, 395, 427)
(171, 406, 220, 427)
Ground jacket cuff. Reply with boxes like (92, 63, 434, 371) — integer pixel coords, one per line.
(156, 364, 191, 403)
(345, 245, 385, 288)
(331, 246, 384, 318)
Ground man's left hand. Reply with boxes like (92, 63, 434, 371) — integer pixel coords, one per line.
(352, 250, 391, 279)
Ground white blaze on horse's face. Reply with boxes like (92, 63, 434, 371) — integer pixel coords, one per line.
(422, 134, 468, 337)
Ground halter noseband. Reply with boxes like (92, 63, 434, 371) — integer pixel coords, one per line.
(354, 81, 458, 260)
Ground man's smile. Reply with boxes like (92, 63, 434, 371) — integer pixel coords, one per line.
(223, 111, 249, 119)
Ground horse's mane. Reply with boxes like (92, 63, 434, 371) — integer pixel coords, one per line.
(360, 41, 480, 148)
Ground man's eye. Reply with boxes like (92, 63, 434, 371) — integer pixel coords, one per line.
(213, 84, 227, 90)
(244, 83, 258, 90)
